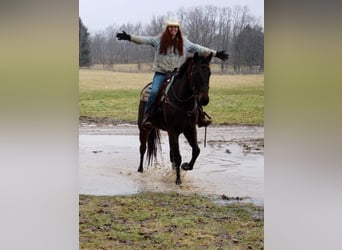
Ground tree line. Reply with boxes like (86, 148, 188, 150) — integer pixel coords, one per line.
(79, 5, 264, 73)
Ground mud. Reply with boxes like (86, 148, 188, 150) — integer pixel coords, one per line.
(79, 123, 264, 205)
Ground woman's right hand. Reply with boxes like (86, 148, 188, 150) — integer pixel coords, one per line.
(116, 31, 131, 41)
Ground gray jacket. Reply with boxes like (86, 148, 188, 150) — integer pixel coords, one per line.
(130, 35, 216, 73)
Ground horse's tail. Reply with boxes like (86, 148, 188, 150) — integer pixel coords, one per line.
(146, 128, 161, 166)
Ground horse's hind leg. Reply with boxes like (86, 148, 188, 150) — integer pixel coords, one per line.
(181, 128, 200, 171)
(138, 129, 148, 172)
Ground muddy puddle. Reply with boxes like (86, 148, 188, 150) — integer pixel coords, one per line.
(79, 124, 264, 205)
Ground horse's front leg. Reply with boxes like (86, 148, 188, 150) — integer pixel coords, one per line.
(168, 131, 182, 185)
(181, 128, 200, 171)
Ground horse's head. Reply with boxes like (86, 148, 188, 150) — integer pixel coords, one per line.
(189, 52, 212, 106)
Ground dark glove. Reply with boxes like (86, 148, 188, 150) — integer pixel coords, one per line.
(215, 50, 229, 61)
(116, 31, 131, 41)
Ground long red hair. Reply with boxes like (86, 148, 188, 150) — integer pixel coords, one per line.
(159, 28, 184, 56)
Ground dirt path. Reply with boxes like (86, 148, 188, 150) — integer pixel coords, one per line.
(79, 123, 264, 205)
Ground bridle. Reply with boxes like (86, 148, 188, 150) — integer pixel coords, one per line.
(164, 60, 210, 116)
(188, 62, 210, 97)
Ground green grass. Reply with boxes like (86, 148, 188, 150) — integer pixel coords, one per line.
(80, 90, 140, 122)
(79, 69, 264, 125)
(207, 85, 264, 125)
(80, 192, 264, 250)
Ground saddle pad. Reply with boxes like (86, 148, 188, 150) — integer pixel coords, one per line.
(140, 75, 175, 102)
(140, 83, 152, 102)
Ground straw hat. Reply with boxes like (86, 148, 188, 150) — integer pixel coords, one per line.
(164, 17, 180, 27)
(163, 17, 182, 32)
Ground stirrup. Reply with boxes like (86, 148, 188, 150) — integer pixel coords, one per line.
(198, 118, 212, 127)
(198, 110, 212, 127)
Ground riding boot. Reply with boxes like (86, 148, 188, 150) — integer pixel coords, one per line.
(197, 106, 212, 127)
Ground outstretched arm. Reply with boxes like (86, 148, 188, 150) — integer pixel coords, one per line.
(184, 38, 229, 61)
(185, 38, 215, 57)
(117, 31, 159, 47)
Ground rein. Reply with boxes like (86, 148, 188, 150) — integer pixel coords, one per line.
(163, 59, 210, 123)
(165, 97, 198, 117)
(163, 63, 199, 116)
(164, 82, 198, 116)
(171, 83, 195, 103)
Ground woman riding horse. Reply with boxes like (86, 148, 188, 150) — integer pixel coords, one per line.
(116, 17, 229, 127)
(137, 52, 214, 185)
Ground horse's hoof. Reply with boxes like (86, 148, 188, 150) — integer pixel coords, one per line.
(175, 179, 182, 185)
(181, 163, 193, 171)
(137, 168, 143, 173)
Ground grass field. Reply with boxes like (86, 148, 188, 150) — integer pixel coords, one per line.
(80, 192, 264, 249)
(79, 69, 264, 125)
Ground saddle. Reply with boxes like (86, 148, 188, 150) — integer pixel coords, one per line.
(140, 73, 177, 102)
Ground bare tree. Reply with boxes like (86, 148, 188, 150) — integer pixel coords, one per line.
(86, 5, 264, 73)
(231, 6, 254, 73)
(104, 25, 119, 68)
(145, 15, 165, 36)
(215, 7, 233, 72)
(180, 6, 217, 48)
(90, 32, 106, 67)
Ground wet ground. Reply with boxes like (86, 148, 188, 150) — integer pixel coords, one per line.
(79, 123, 264, 205)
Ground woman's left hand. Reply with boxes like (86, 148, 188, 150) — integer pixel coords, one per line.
(215, 50, 229, 61)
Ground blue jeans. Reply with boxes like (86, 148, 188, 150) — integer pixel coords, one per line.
(145, 72, 167, 113)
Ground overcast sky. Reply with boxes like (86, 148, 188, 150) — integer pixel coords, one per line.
(79, 0, 264, 34)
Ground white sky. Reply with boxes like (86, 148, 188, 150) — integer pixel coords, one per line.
(79, 0, 264, 34)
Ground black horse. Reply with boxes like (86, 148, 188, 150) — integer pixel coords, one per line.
(137, 52, 213, 185)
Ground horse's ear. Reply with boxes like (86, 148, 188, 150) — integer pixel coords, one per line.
(193, 52, 199, 61)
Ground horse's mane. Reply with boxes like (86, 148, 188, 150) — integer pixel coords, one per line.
(177, 53, 211, 77)
(177, 57, 193, 77)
